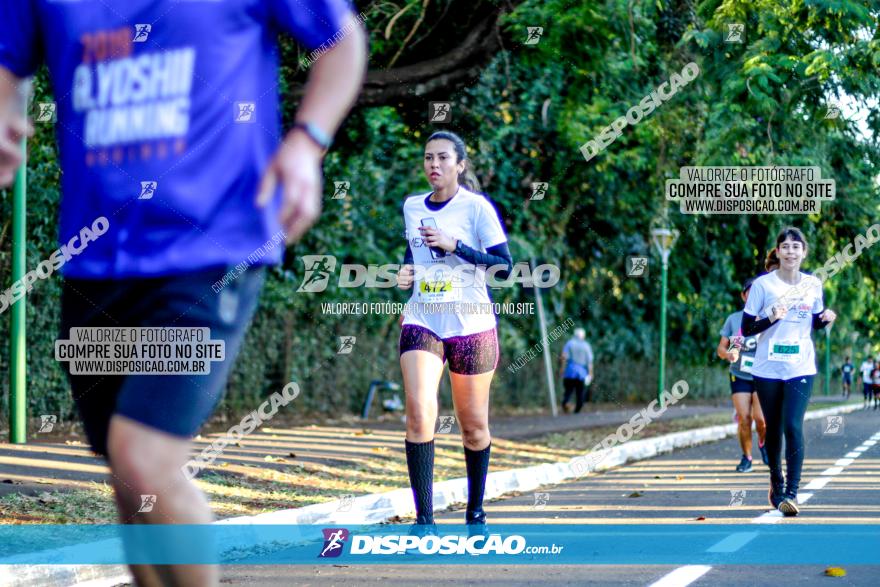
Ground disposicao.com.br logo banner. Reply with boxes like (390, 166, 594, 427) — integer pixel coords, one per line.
(1, 525, 878, 566)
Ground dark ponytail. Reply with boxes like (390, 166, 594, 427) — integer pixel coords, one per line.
(764, 248, 779, 272)
(426, 130, 481, 192)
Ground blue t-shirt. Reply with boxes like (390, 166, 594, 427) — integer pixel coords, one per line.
(0, 0, 353, 277)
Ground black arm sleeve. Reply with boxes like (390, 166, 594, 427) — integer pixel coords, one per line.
(812, 313, 829, 330)
(454, 241, 513, 279)
(741, 312, 775, 336)
(403, 244, 413, 265)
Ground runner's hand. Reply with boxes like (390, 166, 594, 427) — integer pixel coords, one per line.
(256, 131, 323, 244)
(726, 348, 740, 363)
(769, 303, 787, 322)
(419, 226, 456, 252)
(397, 264, 414, 289)
(819, 309, 836, 325)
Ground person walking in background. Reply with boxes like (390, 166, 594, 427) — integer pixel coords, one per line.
(871, 359, 880, 410)
(841, 356, 854, 399)
(559, 327, 594, 413)
(860, 356, 874, 409)
(717, 278, 768, 473)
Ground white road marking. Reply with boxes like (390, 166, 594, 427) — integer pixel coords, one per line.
(647, 565, 713, 587)
(804, 477, 831, 490)
(647, 422, 879, 586)
(706, 532, 759, 553)
(753, 510, 783, 524)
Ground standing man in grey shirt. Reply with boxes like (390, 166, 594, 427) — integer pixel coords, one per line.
(717, 278, 768, 473)
(560, 327, 594, 413)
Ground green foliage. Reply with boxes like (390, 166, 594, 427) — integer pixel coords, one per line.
(1, 0, 879, 424)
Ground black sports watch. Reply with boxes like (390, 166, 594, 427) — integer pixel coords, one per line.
(293, 121, 333, 150)
(454, 239, 465, 256)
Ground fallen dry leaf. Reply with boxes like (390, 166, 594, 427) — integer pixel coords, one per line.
(824, 567, 846, 577)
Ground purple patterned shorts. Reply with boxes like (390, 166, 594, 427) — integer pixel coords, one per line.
(399, 325, 499, 375)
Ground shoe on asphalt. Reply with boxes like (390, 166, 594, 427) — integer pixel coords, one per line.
(735, 455, 753, 473)
(562, 404, 572, 414)
(467, 522, 489, 538)
(778, 497, 800, 517)
(768, 486, 784, 509)
(408, 522, 438, 538)
(466, 509, 486, 525)
(759, 443, 769, 466)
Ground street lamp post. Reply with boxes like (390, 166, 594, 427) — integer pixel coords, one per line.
(651, 226, 679, 408)
(9, 80, 30, 444)
(824, 323, 832, 396)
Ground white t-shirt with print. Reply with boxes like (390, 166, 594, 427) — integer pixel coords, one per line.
(402, 187, 507, 338)
(743, 270, 824, 380)
(861, 360, 874, 384)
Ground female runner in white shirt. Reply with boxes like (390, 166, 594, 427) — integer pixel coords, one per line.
(396, 130, 512, 530)
(742, 227, 836, 516)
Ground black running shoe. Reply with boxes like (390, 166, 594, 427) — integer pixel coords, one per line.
(768, 486, 784, 509)
(778, 497, 799, 517)
(408, 522, 438, 538)
(735, 455, 753, 473)
(759, 443, 769, 466)
(467, 522, 490, 539)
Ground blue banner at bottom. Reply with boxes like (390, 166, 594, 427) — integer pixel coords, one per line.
(0, 524, 877, 565)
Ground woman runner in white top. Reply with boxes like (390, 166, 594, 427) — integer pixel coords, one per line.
(742, 227, 836, 516)
(396, 130, 512, 531)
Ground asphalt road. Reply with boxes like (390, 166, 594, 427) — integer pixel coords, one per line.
(222, 408, 880, 586)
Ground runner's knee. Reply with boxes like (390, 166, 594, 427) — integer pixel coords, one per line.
(107, 429, 191, 495)
(406, 408, 437, 437)
(459, 423, 489, 448)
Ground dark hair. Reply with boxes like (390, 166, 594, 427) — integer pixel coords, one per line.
(775, 226, 808, 250)
(425, 130, 481, 192)
(764, 248, 779, 271)
(741, 277, 755, 294)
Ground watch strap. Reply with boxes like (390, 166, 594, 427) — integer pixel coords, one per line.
(293, 121, 332, 150)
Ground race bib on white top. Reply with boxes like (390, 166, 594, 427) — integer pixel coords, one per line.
(741, 356, 755, 373)
(768, 338, 802, 363)
(417, 264, 461, 303)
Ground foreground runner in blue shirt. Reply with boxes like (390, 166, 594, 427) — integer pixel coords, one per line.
(0, 1, 366, 585)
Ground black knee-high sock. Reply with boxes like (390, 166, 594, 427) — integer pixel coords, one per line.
(405, 439, 435, 524)
(464, 443, 491, 523)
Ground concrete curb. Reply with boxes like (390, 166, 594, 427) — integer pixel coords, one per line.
(2, 402, 861, 586)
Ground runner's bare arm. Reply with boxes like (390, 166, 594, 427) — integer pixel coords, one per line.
(257, 12, 367, 243)
(0, 67, 32, 187)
